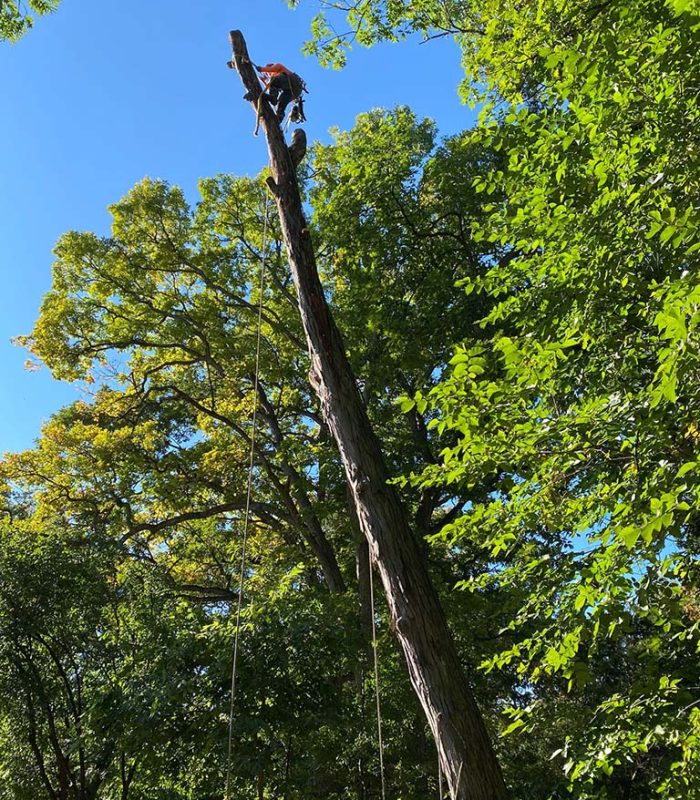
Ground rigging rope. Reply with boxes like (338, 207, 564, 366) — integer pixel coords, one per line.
(369, 550, 440, 800)
(217, 186, 438, 800)
(224, 193, 270, 800)
(368, 547, 387, 800)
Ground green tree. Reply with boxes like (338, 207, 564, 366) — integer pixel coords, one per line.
(1, 1, 60, 43)
(0, 512, 217, 799)
(306, 0, 700, 796)
(6, 109, 521, 796)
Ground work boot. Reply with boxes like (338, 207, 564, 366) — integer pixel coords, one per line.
(242, 91, 254, 101)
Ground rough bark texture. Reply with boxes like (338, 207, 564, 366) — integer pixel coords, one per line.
(228, 30, 508, 800)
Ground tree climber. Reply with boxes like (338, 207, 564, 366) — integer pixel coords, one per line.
(257, 63, 306, 122)
(229, 60, 307, 123)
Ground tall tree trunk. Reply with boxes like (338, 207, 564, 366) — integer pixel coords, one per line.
(227, 30, 508, 800)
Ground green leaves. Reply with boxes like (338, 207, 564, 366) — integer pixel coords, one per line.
(6, 106, 513, 796)
(0, 0, 60, 43)
(5, 0, 700, 791)
(308, 0, 700, 794)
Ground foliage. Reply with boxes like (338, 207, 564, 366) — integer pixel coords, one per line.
(348, 0, 700, 796)
(0, 515, 216, 799)
(0, 0, 60, 43)
(1, 110, 515, 796)
(6, 0, 700, 793)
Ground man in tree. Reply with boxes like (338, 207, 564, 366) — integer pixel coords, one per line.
(229, 59, 306, 122)
(256, 62, 305, 121)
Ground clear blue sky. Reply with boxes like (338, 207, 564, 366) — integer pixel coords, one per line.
(0, 0, 474, 454)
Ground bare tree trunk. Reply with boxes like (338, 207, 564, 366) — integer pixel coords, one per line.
(227, 30, 508, 800)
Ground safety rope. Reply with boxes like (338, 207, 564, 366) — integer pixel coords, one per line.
(224, 193, 270, 800)
(255, 72, 304, 135)
(254, 91, 264, 137)
(369, 549, 441, 800)
(368, 546, 387, 800)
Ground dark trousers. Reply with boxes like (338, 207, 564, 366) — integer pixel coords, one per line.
(266, 74, 298, 121)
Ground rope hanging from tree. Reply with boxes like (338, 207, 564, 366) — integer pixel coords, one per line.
(222, 42, 441, 793)
(224, 193, 270, 800)
(219, 190, 393, 800)
(369, 546, 387, 800)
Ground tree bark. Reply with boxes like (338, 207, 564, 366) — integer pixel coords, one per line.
(227, 30, 508, 800)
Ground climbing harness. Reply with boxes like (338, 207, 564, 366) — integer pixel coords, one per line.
(285, 72, 308, 128)
(368, 546, 387, 800)
(224, 194, 270, 800)
(253, 70, 308, 135)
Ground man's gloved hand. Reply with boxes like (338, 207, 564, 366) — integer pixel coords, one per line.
(226, 60, 235, 69)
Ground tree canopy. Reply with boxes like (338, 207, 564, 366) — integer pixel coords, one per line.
(0, 0, 59, 42)
(2, 0, 700, 797)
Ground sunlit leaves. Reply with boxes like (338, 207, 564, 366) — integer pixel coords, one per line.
(0, 0, 59, 43)
(340, 0, 700, 793)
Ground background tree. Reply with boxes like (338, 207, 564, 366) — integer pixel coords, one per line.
(3, 109, 526, 797)
(0, 510, 220, 800)
(300, 0, 700, 796)
(0, 0, 60, 42)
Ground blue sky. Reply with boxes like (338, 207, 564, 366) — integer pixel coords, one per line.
(0, 0, 475, 454)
